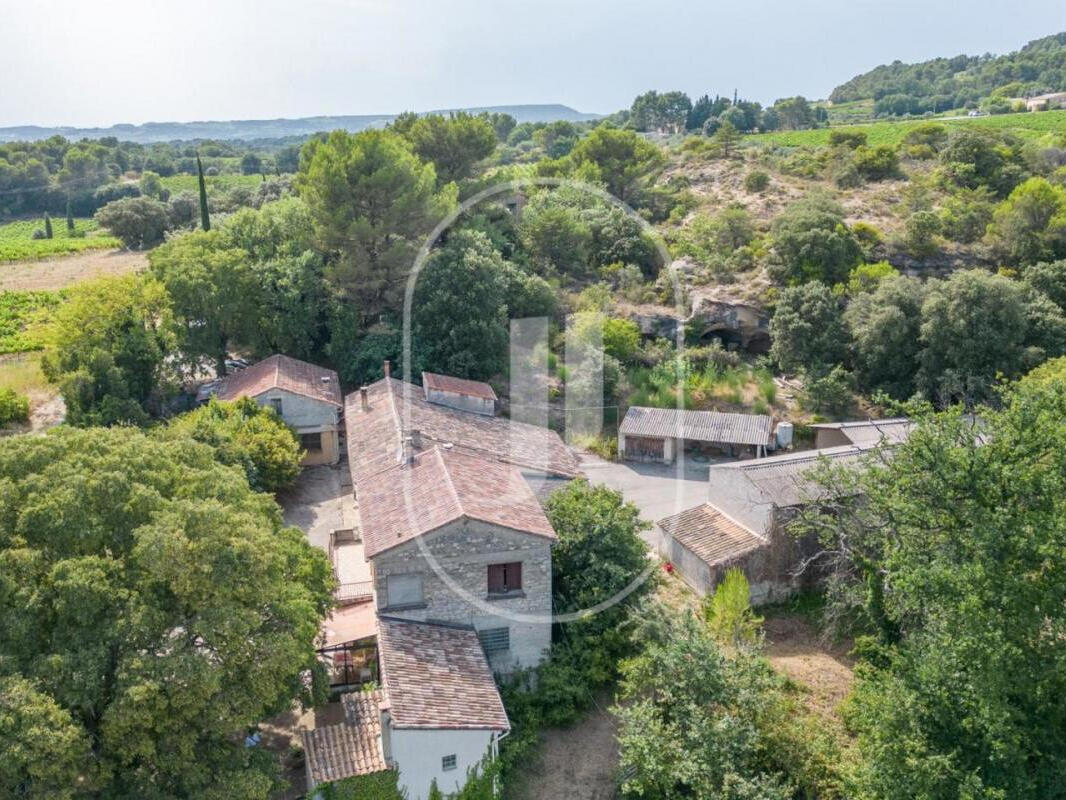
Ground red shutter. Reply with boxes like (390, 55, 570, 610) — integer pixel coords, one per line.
(487, 564, 505, 594)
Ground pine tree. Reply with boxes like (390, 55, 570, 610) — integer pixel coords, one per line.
(43, 213, 53, 239)
(196, 154, 210, 232)
(65, 198, 75, 233)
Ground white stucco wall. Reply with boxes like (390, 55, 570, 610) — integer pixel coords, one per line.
(389, 727, 496, 800)
(370, 520, 552, 672)
(252, 388, 341, 465)
(659, 530, 713, 594)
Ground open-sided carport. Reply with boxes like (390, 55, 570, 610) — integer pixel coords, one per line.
(617, 406, 775, 463)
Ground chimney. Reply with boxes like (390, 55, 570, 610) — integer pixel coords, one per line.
(402, 435, 414, 465)
(359, 386, 369, 412)
(409, 428, 421, 450)
(383, 360, 391, 379)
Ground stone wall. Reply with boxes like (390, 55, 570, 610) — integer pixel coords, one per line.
(370, 520, 553, 673)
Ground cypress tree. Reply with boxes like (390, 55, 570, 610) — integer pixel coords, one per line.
(65, 198, 75, 233)
(196, 154, 211, 232)
(44, 213, 53, 239)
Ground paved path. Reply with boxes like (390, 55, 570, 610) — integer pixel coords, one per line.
(277, 463, 355, 552)
(578, 453, 711, 547)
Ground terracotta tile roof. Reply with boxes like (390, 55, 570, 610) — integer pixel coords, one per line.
(377, 617, 510, 731)
(302, 688, 389, 786)
(215, 354, 342, 407)
(358, 445, 557, 559)
(345, 377, 578, 484)
(658, 503, 765, 567)
(422, 372, 498, 401)
(620, 406, 774, 448)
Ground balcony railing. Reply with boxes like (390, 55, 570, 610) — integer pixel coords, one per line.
(335, 581, 373, 606)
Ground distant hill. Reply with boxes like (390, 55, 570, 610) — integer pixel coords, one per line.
(829, 32, 1066, 115)
(0, 104, 601, 144)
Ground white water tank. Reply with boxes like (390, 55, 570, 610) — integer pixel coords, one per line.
(775, 421, 794, 450)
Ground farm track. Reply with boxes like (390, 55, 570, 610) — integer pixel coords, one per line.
(0, 248, 147, 291)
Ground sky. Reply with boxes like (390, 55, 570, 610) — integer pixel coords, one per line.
(2, 0, 1065, 128)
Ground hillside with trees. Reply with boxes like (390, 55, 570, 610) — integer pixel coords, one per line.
(830, 32, 1066, 116)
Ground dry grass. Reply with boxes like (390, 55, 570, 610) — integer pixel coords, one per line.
(0, 248, 147, 292)
(0, 354, 64, 432)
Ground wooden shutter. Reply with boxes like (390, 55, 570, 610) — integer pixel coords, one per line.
(487, 564, 505, 594)
(506, 562, 522, 592)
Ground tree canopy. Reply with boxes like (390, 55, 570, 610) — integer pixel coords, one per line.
(159, 397, 304, 493)
(0, 427, 333, 798)
(796, 380, 1066, 799)
(296, 129, 455, 320)
(41, 275, 174, 426)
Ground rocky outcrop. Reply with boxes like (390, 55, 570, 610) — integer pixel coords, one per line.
(622, 292, 772, 354)
(686, 291, 771, 353)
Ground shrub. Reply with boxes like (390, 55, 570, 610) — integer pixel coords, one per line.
(705, 567, 763, 648)
(744, 170, 771, 192)
(938, 186, 996, 243)
(0, 387, 29, 424)
(828, 129, 868, 150)
(902, 210, 942, 258)
(803, 365, 855, 416)
(853, 144, 901, 181)
(852, 221, 885, 259)
(94, 196, 171, 249)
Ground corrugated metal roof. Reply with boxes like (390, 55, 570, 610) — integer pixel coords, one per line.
(422, 372, 498, 401)
(658, 503, 765, 567)
(809, 418, 913, 447)
(711, 445, 868, 509)
(619, 406, 773, 447)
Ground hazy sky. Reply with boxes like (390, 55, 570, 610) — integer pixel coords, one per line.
(2, 0, 1064, 128)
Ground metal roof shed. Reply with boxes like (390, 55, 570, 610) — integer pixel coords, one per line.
(618, 406, 774, 463)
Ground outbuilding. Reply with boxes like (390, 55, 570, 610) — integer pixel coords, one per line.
(618, 406, 774, 463)
(422, 371, 497, 416)
(211, 354, 343, 465)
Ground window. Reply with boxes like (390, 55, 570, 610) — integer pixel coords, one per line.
(268, 397, 283, 415)
(478, 626, 510, 654)
(300, 432, 323, 452)
(385, 574, 424, 609)
(487, 562, 522, 596)
(442, 754, 457, 772)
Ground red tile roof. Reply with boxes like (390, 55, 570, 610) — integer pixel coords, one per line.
(658, 503, 766, 567)
(378, 617, 510, 731)
(302, 688, 389, 786)
(422, 372, 498, 401)
(358, 445, 557, 559)
(215, 354, 342, 407)
(346, 377, 578, 484)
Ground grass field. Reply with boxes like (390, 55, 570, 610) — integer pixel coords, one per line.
(0, 218, 121, 262)
(748, 109, 1066, 148)
(0, 290, 63, 354)
(0, 353, 49, 397)
(159, 173, 268, 193)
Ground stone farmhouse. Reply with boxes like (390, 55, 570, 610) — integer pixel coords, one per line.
(301, 364, 580, 800)
(659, 419, 909, 603)
(205, 354, 344, 465)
